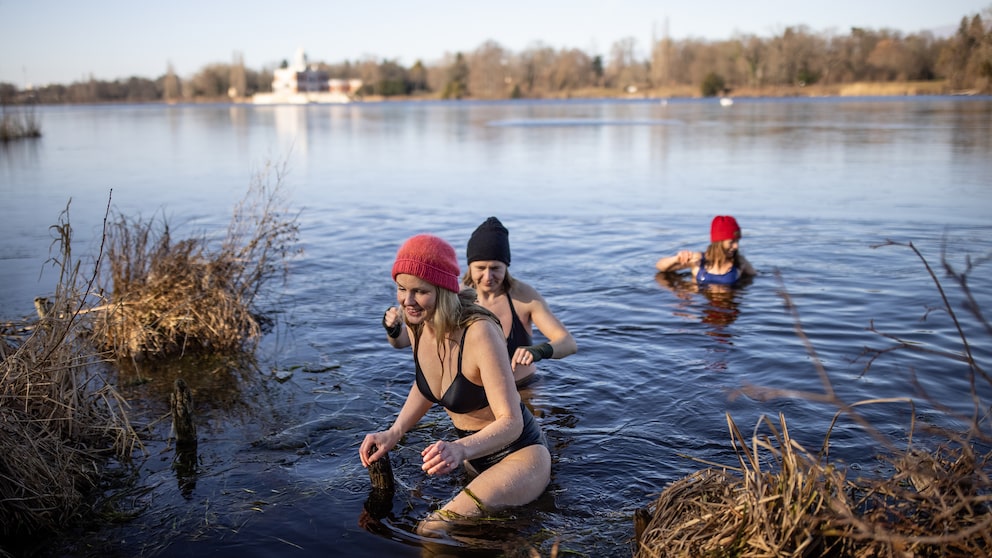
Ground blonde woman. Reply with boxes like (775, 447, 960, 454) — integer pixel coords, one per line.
(361, 234, 551, 536)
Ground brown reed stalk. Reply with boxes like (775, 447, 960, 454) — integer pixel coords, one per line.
(1, 199, 139, 539)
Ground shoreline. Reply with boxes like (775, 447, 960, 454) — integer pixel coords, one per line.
(355, 80, 970, 103)
(13, 80, 990, 107)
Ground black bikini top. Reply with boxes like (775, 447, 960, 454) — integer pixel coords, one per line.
(504, 293, 532, 357)
(414, 324, 489, 414)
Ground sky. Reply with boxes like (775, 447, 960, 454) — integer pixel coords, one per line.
(1, 0, 989, 87)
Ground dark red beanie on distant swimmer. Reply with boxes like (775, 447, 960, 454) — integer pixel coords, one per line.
(710, 216, 742, 243)
(392, 234, 461, 292)
(466, 217, 511, 265)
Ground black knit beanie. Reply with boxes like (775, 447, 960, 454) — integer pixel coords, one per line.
(466, 217, 511, 265)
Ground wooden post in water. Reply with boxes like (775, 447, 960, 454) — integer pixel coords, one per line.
(363, 444, 395, 519)
(170, 378, 197, 449)
(367, 445, 395, 492)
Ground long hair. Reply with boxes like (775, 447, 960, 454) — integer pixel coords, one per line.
(408, 286, 500, 371)
(461, 268, 516, 293)
(703, 241, 741, 271)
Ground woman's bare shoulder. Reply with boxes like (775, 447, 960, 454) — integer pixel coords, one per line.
(509, 279, 545, 305)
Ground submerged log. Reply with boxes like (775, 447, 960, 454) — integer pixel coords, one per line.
(367, 445, 395, 492)
(364, 445, 395, 519)
(170, 378, 197, 449)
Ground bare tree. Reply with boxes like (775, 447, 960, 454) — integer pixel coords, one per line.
(425, 54, 452, 95)
(512, 43, 557, 97)
(468, 40, 510, 99)
(229, 51, 247, 99)
(666, 39, 707, 86)
(608, 37, 645, 90)
(550, 48, 595, 92)
(867, 34, 934, 81)
(737, 35, 766, 88)
(163, 62, 180, 102)
(765, 26, 825, 86)
(355, 56, 381, 95)
(650, 36, 675, 88)
(189, 64, 230, 98)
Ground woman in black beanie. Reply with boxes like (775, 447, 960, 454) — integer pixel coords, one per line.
(461, 216, 577, 387)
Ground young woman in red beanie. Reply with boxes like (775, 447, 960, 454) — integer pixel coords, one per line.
(655, 215, 756, 286)
(384, 217, 577, 388)
(362, 234, 551, 537)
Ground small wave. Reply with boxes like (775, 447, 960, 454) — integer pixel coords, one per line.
(487, 118, 683, 127)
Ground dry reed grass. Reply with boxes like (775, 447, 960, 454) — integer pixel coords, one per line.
(637, 241, 992, 558)
(0, 104, 42, 142)
(91, 159, 300, 359)
(1, 159, 298, 549)
(0, 202, 139, 541)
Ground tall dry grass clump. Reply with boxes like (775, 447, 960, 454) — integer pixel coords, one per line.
(0, 104, 42, 142)
(637, 242, 992, 557)
(91, 160, 300, 359)
(0, 203, 138, 540)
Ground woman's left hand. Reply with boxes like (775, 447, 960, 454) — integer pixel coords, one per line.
(421, 440, 465, 476)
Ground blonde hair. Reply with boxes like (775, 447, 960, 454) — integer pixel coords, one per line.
(408, 286, 500, 371)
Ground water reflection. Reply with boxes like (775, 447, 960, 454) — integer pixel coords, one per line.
(654, 270, 753, 375)
(654, 271, 748, 336)
(174, 444, 198, 498)
(273, 105, 309, 154)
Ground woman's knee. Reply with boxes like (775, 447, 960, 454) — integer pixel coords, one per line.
(469, 445, 551, 507)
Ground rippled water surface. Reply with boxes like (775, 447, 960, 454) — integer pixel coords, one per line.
(1, 97, 991, 557)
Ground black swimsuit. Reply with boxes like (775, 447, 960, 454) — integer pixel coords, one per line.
(455, 401, 546, 473)
(413, 323, 546, 472)
(504, 294, 532, 357)
(414, 325, 489, 414)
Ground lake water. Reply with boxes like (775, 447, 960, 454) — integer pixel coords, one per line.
(1, 97, 991, 557)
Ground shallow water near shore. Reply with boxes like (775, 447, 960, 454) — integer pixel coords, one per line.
(1, 96, 991, 556)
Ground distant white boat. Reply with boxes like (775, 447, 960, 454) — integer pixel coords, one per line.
(719, 97, 734, 107)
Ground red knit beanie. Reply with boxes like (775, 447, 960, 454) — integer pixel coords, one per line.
(392, 234, 461, 292)
(710, 215, 742, 243)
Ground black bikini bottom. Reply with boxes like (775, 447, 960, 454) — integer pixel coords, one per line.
(454, 402, 546, 473)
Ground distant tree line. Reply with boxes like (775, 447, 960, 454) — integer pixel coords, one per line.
(2, 9, 990, 105)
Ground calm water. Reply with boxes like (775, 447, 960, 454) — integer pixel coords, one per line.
(1, 97, 991, 557)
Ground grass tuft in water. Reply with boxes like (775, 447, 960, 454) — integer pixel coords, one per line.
(90, 159, 300, 360)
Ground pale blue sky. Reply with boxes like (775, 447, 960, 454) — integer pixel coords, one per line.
(2, 0, 989, 86)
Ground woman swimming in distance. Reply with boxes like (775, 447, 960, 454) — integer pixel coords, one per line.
(655, 215, 755, 286)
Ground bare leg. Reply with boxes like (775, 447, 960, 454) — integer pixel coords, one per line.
(417, 444, 551, 537)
